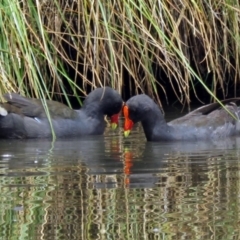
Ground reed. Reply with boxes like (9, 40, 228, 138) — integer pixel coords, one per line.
(0, 0, 239, 106)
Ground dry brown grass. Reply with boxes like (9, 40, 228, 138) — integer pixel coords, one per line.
(0, 0, 240, 106)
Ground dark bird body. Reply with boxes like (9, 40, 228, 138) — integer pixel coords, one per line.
(124, 94, 240, 141)
(0, 87, 122, 139)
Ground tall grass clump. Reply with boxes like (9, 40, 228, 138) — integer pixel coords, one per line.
(0, 0, 240, 106)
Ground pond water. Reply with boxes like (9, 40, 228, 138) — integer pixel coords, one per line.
(1, 117, 240, 239)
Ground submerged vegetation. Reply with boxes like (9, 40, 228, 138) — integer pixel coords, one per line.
(0, 0, 240, 105)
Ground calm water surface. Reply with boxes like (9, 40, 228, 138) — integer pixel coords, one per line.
(1, 118, 240, 239)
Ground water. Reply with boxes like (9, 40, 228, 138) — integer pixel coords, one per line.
(1, 121, 240, 239)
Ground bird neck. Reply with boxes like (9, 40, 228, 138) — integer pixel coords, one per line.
(82, 102, 103, 118)
(141, 105, 171, 141)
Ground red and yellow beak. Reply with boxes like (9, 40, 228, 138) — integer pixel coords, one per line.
(110, 113, 120, 130)
(123, 105, 134, 137)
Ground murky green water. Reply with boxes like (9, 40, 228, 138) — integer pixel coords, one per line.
(1, 121, 240, 239)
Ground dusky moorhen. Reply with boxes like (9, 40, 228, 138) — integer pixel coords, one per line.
(0, 87, 122, 138)
(123, 94, 240, 141)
